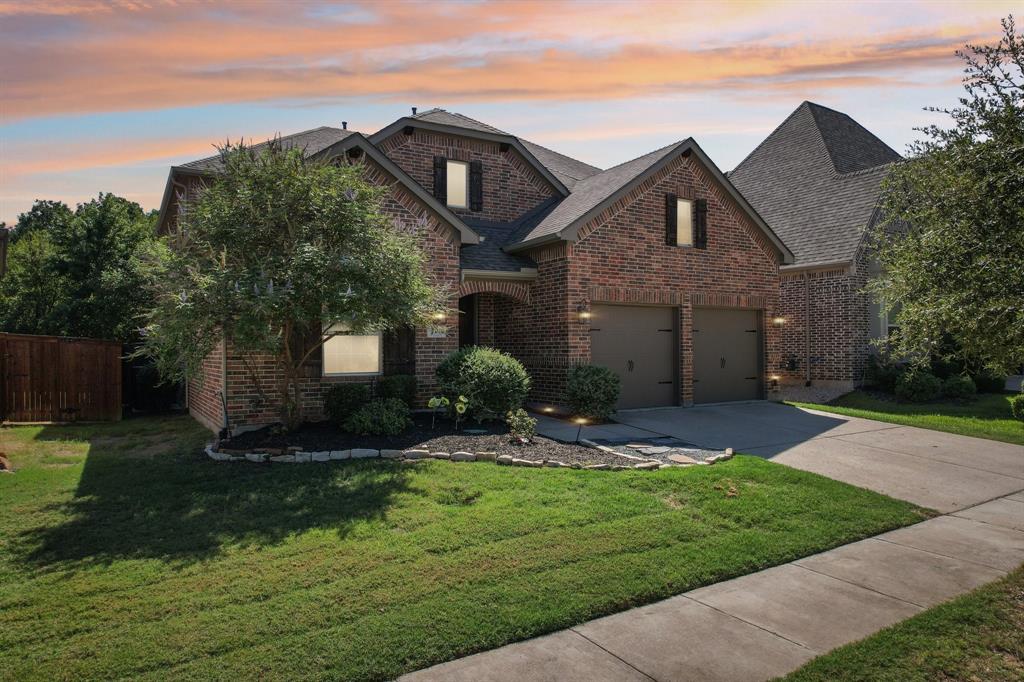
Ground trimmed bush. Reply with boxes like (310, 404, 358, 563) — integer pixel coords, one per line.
(506, 408, 537, 442)
(324, 383, 371, 426)
(942, 375, 977, 400)
(566, 364, 621, 420)
(865, 354, 904, 393)
(1011, 393, 1024, 422)
(377, 374, 417, 407)
(972, 370, 1007, 394)
(895, 370, 942, 402)
(436, 346, 530, 421)
(342, 397, 411, 436)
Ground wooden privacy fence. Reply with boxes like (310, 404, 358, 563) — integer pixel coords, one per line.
(0, 333, 122, 422)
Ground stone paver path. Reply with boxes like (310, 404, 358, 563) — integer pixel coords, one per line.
(402, 492, 1024, 682)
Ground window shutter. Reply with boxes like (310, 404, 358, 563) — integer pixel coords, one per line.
(695, 198, 708, 248)
(433, 156, 447, 203)
(665, 193, 678, 245)
(469, 160, 483, 212)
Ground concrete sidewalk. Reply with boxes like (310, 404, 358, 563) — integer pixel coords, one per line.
(401, 492, 1024, 682)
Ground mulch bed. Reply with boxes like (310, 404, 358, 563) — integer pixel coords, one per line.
(223, 414, 642, 466)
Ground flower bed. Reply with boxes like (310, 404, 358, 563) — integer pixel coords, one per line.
(208, 414, 734, 470)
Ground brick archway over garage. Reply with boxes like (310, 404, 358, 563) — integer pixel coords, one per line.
(458, 279, 531, 304)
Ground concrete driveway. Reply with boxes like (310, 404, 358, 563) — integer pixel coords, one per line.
(611, 402, 1024, 513)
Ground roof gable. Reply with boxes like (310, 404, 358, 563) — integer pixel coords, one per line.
(729, 102, 901, 266)
(506, 139, 793, 264)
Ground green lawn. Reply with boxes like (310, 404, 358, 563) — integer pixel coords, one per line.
(791, 390, 1024, 446)
(782, 565, 1024, 682)
(0, 416, 929, 681)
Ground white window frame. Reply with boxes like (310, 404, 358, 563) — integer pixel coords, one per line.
(446, 159, 469, 209)
(676, 198, 694, 246)
(322, 323, 383, 377)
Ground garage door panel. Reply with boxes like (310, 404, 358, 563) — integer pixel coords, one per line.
(590, 305, 676, 409)
(693, 308, 760, 404)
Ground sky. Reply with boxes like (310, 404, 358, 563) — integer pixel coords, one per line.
(0, 0, 1016, 225)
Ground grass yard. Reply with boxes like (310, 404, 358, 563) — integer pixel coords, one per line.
(782, 565, 1024, 682)
(0, 416, 929, 681)
(791, 390, 1024, 446)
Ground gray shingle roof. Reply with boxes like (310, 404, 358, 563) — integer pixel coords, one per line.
(729, 102, 901, 266)
(411, 109, 601, 189)
(510, 141, 685, 246)
(181, 126, 355, 172)
(459, 198, 557, 272)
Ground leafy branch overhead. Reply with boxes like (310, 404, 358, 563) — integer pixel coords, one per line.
(871, 15, 1024, 374)
(142, 139, 444, 429)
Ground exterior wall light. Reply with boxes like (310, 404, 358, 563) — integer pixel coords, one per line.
(772, 316, 786, 326)
(431, 312, 446, 321)
(577, 303, 592, 320)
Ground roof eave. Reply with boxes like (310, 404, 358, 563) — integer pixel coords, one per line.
(155, 165, 212, 235)
(369, 117, 570, 197)
(502, 232, 563, 254)
(315, 133, 481, 245)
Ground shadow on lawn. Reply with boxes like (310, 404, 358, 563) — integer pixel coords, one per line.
(17, 419, 412, 568)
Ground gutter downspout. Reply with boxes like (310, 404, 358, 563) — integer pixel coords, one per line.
(804, 272, 811, 386)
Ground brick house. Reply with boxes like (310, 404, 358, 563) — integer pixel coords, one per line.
(158, 108, 793, 432)
(729, 102, 902, 391)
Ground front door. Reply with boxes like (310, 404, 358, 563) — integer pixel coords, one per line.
(692, 308, 761, 403)
(590, 305, 676, 409)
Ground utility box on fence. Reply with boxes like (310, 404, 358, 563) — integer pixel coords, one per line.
(0, 333, 122, 422)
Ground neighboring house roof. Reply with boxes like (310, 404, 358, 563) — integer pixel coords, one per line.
(505, 138, 794, 264)
(729, 101, 902, 267)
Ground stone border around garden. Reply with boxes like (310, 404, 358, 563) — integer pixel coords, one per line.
(203, 441, 735, 470)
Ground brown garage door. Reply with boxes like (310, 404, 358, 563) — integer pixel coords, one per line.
(590, 305, 676, 409)
(692, 308, 761, 404)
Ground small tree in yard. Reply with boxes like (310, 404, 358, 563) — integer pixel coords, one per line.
(869, 15, 1024, 376)
(142, 141, 441, 430)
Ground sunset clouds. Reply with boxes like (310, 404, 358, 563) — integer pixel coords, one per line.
(0, 0, 1016, 223)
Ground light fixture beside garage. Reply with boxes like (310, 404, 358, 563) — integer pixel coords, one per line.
(772, 315, 786, 326)
(576, 302, 592, 320)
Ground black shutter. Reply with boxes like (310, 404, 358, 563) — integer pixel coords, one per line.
(433, 156, 447, 203)
(469, 160, 483, 212)
(665, 193, 678, 245)
(695, 198, 708, 248)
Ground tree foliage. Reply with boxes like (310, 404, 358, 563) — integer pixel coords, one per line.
(0, 195, 155, 340)
(142, 141, 441, 429)
(870, 15, 1024, 374)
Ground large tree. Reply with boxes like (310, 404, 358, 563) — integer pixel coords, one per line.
(0, 195, 154, 340)
(142, 141, 440, 429)
(870, 16, 1024, 375)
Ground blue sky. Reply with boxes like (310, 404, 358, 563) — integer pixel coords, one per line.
(0, 0, 1016, 224)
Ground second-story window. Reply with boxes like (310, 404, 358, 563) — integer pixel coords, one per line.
(446, 160, 468, 208)
(675, 198, 694, 246)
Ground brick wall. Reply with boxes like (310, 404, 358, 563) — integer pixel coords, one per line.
(777, 252, 872, 386)
(188, 341, 225, 432)
(186, 157, 461, 432)
(377, 129, 558, 223)
(497, 152, 783, 406)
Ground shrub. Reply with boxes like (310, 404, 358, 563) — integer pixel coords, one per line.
(323, 383, 371, 425)
(436, 346, 530, 421)
(865, 354, 904, 393)
(1011, 393, 1024, 422)
(377, 374, 417, 407)
(972, 370, 1007, 393)
(895, 370, 942, 402)
(942, 375, 977, 400)
(342, 397, 411, 436)
(566, 365, 620, 419)
(506, 408, 537, 442)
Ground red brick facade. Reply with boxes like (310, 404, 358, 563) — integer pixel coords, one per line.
(777, 253, 873, 387)
(492, 153, 783, 405)
(377, 129, 558, 223)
